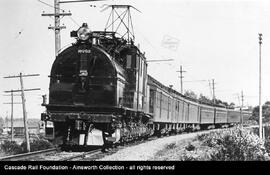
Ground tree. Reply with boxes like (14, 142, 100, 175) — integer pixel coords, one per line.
(184, 90, 197, 99)
(198, 94, 212, 104)
(0, 116, 3, 124)
(222, 101, 229, 107)
(214, 99, 229, 107)
(251, 101, 270, 123)
(229, 102, 235, 108)
(0, 116, 4, 134)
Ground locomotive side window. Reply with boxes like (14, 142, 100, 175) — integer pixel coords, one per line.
(160, 92, 162, 118)
(140, 58, 143, 76)
(165, 95, 168, 111)
(168, 97, 171, 119)
(126, 55, 132, 68)
(136, 55, 140, 68)
(149, 89, 155, 113)
(161, 94, 164, 110)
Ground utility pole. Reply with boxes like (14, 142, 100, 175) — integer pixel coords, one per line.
(212, 79, 216, 104)
(11, 90, 13, 139)
(208, 80, 212, 97)
(258, 33, 263, 139)
(241, 90, 244, 126)
(3, 91, 21, 141)
(9, 90, 14, 141)
(42, 0, 72, 57)
(5, 111, 9, 134)
(176, 65, 186, 94)
(4, 73, 40, 152)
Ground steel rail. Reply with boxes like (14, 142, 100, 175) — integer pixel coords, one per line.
(59, 148, 102, 161)
(0, 148, 58, 161)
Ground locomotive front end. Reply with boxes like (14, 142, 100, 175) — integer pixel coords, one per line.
(41, 24, 125, 149)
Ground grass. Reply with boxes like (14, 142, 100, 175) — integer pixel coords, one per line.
(152, 127, 270, 161)
(152, 137, 216, 161)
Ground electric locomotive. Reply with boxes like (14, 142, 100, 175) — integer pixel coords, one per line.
(41, 23, 152, 149)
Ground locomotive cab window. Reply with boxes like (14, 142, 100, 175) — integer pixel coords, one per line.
(126, 55, 132, 69)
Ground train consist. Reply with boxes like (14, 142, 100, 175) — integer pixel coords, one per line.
(41, 7, 251, 150)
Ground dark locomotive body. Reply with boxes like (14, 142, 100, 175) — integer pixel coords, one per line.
(41, 25, 251, 149)
(42, 30, 151, 148)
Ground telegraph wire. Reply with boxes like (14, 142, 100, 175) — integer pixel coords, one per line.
(38, 0, 64, 11)
(38, 0, 80, 27)
(69, 16, 80, 27)
(135, 27, 170, 63)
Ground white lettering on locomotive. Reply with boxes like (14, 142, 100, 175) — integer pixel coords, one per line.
(78, 49, 91, 53)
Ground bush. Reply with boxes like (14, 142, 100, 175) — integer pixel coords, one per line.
(21, 139, 54, 152)
(200, 127, 270, 161)
(166, 142, 177, 149)
(196, 133, 209, 142)
(243, 120, 258, 126)
(200, 131, 224, 148)
(264, 137, 270, 154)
(0, 140, 23, 155)
(180, 151, 201, 161)
(179, 148, 214, 161)
(185, 143, 196, 151)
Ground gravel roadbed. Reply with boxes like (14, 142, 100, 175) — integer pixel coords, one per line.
(98, 130, 219, 161)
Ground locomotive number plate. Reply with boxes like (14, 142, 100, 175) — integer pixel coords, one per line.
(78, 49, 91, 54)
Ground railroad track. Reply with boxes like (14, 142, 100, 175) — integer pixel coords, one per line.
(0, 130, 224, 161)
(44, 137, 160, 161)
(0, 125, 256, 161)
(0, 148, 58, 161)
(59, 148, 103, 161)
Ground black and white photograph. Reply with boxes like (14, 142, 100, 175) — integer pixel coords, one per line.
(0, 0, 270, 172)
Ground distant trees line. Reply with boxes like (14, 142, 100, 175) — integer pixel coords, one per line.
(251, 101, 270, 124)
(183, 90, 235, 108)
(0, 117, 3, 133)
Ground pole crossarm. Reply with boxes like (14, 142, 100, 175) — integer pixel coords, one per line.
(4, 74, 40, 79)
(183, 80, 207, 83)
(42, 12, 72, 16)
(48, 26, 67, 30)
(4, 88, 41, 93)
(3, 103, 22, 104)
(147, 59, 174, 62)
(60, 0, 104, 3)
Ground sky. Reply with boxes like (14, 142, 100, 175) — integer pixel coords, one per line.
(1, 0, 270, 119)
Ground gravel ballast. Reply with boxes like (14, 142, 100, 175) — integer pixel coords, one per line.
(98, 130, 217, 161)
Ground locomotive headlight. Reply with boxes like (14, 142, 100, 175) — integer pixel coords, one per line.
(77, 26, 90, 41)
